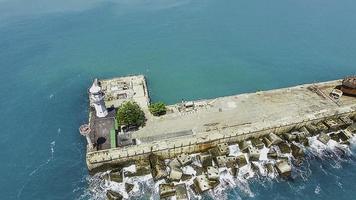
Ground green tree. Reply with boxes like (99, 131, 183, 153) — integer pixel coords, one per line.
(116, 101, 146, 127)
(149, 102, 167, 116)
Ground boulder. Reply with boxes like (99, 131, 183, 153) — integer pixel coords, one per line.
(206, 166, 219, 181)
(125, 183, 134, 193)
(231, 167, 239, 177)
(149, 154, 168, 181)
(305, 123, 319, 135)
(268, 133, 284, 145)
(238, 141, 250, 153)
(209, 143, 230, 157)
(316, 122, 329, 132)
(108, 169, 123, 183)
(263, 137, 273, 148)
(318, 133, 330, 145)
(251, 138, 265, 149)
(236, 154, 248, 167)
(267, 148, 278, 159)
(191, 164, 204, 176)
(169, 167, 183, 181)
(181, 174, 193, 181)
(214, 155, 227, 167)
(346, 123, 356, 134)
(275, 160, 292, 177)
(226, 156, 237, 168)
(177, 153, 192, 166)
(299, 126, 311, 137)
(247, 146, 260, 161)
(338, 130, 352, 141)
(340, 115, 353, 125)
(283, 132, 297, 142)
(278, 142, 291, 154)
(106, 190, 123, 200)
(193, 175, 219, 193)
(324, 119, 339, 130)
(159, 183, 176, 199)
(198, 153, 213, 167)
(291, 143, 304, 158)
(175, 184, 189, 200)
(169, 158, 181, 169)
(266, 163, 275, 174)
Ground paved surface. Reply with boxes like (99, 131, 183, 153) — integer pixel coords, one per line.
(91, 109, 116, 150)
(132, 80, 356, 142)
(86, 79, 356, 168)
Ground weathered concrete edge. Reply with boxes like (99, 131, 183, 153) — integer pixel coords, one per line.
(86, 108, 356, 172)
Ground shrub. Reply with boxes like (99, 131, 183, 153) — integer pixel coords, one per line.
(149, 102, 167, 116)
(116, 101, 145, 127)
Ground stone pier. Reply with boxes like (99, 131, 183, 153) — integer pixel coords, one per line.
(84, 77, 356, 172)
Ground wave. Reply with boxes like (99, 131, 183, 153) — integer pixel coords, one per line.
(81, 133, 356, 200)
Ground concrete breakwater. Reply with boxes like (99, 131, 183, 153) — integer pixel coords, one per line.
(97, 118, 356, 200)
(87, 110, 356, 171)
(81, 75, 356, 198)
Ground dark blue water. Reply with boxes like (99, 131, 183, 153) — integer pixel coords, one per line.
(0, 0, 355, 199)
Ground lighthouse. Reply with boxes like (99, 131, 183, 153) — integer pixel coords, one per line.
(89, 79, 108, 118)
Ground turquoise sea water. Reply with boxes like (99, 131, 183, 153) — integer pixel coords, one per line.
(0, 0, 355, 199)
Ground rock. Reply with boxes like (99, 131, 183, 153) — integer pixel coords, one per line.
(278, 142, 291, 154)
(316, 122, 329, 132)
(124, 165, 151, 177)
(251, 162, 259, 173)
(191, 164, 204, 176)
(193, 175, 219, 193)
(198, 153, 213, 167)
(318, 133, 331, 144)
(268, 133, 284, 145)
(231, 167, 239, 177)
(346, 123, 356, 134)
(177, 153, 192, 166)
(251, 138, 265, 149)
(263, 137, 273, 147)
(305, 123, 319, 135)
(159, 183, 176, 199)
(238, 141, 250, 153)
(169, 167, 183, 181)
(206, 166, 219, 181)
(267, 148, 278, 159)
(291, 143, 304, 158)
(125, 183, 134, 193)
(324, 119, 339, 130)
(149, 154, 168, 181)
(295, 132, 309, 146)
(109, 169, 123, 183)
(299, 126, 311, 137)
(209, 143, 229, 157)
(330, 132, 340, 142)
(266, 163, 275, 174)
(236, 154, 248, 167)
(338, 130, 352, 141)
(181, 174, 193, 181)
(169, 158, 181, 169)
(106, 190, 123, 200)
(247, 146, 260, 161)
(214, 155, 227, 167)
(217, 143, 230, 155)
(283, 132, 297, 142)
(340, 115, 353, 125)
(175, 184, 189, 200)
(275, 160, 292, 177)
(226, 156, 237, 168)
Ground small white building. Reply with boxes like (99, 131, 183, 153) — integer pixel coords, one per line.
(89, 79, 108, 118)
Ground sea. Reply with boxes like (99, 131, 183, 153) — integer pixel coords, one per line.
(0, 0, 355, 199)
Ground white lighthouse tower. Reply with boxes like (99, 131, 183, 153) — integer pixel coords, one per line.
(89, 79, 108, 118)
